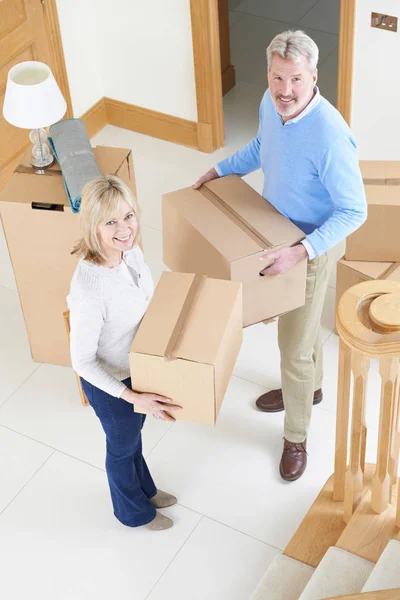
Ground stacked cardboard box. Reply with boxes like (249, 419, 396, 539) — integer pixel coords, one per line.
(346, 161, 400, 262)
(336, 259, 400, 315)
(162, 175, 308, 327)
(0, 145, 136, 365)
(337, 161, 400, 318)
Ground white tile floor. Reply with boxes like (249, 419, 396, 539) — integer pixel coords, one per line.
(0, 3, 387, 599)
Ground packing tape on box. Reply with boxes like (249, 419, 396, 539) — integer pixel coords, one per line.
(382, 262, 400, 279)
(200, 184, 278, 272)
(164, 273, 207, 361)
(201, 184, 272, 250)
(15, 164, 62, 177)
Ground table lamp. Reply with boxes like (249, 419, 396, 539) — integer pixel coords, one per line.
(3, 61, 67, 172)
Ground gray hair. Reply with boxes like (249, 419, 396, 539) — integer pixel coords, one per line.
(266, 30, 319, 71)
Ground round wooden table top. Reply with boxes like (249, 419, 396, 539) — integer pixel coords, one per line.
(369, 293, 400, 333)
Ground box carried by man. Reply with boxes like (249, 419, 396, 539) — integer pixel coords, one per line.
(129, 271, 242, 425)
(162, 175, 307, 327)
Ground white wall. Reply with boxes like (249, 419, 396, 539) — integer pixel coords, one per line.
(56, 0, 104, 117)
(96, 0, 198, 121)
(351, 0, 400, 159)
(57, 0, 198, 122)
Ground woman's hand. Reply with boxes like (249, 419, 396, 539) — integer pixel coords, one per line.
(121, 388, 182, 422)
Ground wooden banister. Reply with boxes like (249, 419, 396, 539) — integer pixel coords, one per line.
(326, 590, 400, 599)
(334, 338, 352, 502)
(335, 280, 400, 523)
(371, 357, 399, 513)
(344, 351, 369, 522)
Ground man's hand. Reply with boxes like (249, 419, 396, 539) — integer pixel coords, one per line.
(259, 244, 308, 276)
(193, 167, 220, 189)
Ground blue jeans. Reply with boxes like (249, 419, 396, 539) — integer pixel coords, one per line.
(81, 377, 157, 527)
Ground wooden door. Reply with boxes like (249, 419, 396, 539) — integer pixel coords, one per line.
(218, 0, 235, 96)
(0, 0, 71, 190)
(192, 0, 355, 151)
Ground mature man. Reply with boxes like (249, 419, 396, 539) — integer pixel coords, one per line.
(195, 30, 367, 481)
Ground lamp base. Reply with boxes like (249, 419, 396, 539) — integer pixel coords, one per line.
(29, 128, 54, 174)
(30, 153, 54, 171)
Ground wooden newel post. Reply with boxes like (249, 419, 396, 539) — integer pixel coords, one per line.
(344, 352, 369, 523)
(371, 357, 399, 514)
(388, 380, 400, 500)
(334, 339, 352, 502)
(334, 280, 400, 525)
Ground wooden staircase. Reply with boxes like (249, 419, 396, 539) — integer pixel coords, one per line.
(250, 280, 400, 599)
(327, 591, 400, 599)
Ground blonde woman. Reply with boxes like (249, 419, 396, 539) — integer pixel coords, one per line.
(67, 175, 181, 531)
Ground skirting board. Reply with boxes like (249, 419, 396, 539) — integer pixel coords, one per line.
(222, 64, 236, 96)
(80, 97, 212, 152)
(80, 98, 108, 139)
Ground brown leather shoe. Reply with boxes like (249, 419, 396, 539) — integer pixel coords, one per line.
(256, 388, 323, 413)
(279, 438, 307, 481)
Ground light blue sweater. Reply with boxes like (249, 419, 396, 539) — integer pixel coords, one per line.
(215, 89, 367, 258)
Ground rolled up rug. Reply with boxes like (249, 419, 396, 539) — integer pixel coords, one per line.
(48, 118, 102, 213)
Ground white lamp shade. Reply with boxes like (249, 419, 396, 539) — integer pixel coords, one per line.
(3, 61, 67, 129)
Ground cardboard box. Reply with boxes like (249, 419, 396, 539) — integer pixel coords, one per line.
(345, 161, 400, 262)
(129, 272, 242, 425)
(0, 145, 136, 366)
(336, 258, 400, 318)
(162, 175, 307, 327)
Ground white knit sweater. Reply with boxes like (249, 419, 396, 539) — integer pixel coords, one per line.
(67, 245, 154, 397)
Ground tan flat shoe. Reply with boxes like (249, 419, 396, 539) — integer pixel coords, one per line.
(150, 490, 177, 509)
(145, 512, 173, 531)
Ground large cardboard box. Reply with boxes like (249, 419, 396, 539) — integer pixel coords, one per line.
(0, 145, 136, 366)
(162, 175, 307, 327)
(336, 258, 400, 318)
(129, 272, 242, 425)
(345, 161, 400, 262)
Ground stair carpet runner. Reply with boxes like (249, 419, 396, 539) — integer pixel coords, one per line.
(250, 539, 400, 600)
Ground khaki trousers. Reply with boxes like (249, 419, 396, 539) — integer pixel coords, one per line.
(278, 250, 335, 443)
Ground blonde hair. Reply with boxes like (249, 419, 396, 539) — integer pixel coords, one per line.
(72, 175, 141, 265)
(266, 30, 319, 71)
